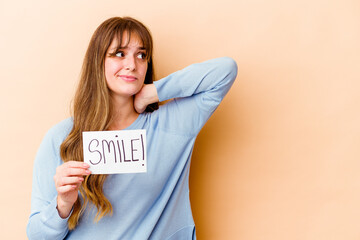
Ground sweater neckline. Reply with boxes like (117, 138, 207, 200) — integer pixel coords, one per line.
(122, 113, 144, 130)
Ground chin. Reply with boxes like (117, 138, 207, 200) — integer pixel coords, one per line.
(114, 89, 142, 98)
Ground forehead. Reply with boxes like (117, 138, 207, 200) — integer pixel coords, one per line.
(108, 31, 144, 50)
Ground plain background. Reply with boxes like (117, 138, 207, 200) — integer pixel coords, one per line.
(1, 0, 360, 239)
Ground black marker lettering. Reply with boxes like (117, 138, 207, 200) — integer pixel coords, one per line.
(140, 134, 145, 161)
(102, 140, 116, 164)
(88, 139, 102, 165)
(131, 138, 139, 161)
(122, 140, 131, 162)
(116, 138, 122, 163)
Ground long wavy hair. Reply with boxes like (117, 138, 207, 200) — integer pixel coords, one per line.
(60, 17, 158, 229)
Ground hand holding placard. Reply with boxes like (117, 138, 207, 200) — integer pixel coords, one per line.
(82, 129, 147, 174)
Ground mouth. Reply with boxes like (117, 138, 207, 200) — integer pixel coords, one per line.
(118, 75, 137, 82)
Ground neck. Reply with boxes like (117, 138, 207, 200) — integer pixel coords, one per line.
(109, 94, 139, 130)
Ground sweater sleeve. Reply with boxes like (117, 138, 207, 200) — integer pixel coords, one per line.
(27, 121, 72, 240)
(153, 57, 238, 135)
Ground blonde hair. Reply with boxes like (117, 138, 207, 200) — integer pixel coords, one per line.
(60, 17, 158, 229)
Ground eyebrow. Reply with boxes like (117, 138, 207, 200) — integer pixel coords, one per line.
(112, 46, 146, 51)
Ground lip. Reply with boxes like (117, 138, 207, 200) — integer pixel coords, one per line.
(118, 75, 137, 82)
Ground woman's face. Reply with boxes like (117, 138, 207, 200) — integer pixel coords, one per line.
(104, 32, 148, 99)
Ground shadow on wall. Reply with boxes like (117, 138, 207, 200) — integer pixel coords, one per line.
(189, 86, 248, 238)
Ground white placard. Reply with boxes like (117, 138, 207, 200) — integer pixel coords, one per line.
(82, 129, 146, 174)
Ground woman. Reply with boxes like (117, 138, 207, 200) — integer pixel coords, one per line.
(27, 16, 237, 239)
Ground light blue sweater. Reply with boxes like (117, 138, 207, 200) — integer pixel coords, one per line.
(27, 57, 237, 240)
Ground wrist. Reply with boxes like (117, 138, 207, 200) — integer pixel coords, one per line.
(143, 84, 159, 105)
(135, 84, 159, 113)
(56, 196, 73, 219)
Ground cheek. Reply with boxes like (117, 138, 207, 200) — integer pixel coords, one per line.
(105, 60, 121, 77)
(104, 61, 112, 79)
(140, 64, 148, 81)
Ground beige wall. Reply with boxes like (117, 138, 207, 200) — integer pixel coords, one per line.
(1, 0, 359, 239)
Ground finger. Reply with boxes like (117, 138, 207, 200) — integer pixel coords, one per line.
(57, 184, 78, 194)
(56, 162, 89, 176)
(56, 176, 84, 187)
(65, 161, 90, 169)
(64, 167, 91, 177)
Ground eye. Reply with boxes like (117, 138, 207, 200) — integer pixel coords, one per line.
(137, 52, 147, 60)
(115, 52, 124, 57)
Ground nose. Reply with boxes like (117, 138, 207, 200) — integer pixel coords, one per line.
(124, 56, 136, 71)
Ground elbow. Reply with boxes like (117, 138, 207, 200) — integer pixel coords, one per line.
(27, 217, 43, 240)
(26, 222, 37, 240)
(224, 57, 238, 81)
(218, 57, 238, 82)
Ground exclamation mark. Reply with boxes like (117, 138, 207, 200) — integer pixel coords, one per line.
(141, 134, 145, 166)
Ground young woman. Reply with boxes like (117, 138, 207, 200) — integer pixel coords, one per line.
(27, 17, 237, 239)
